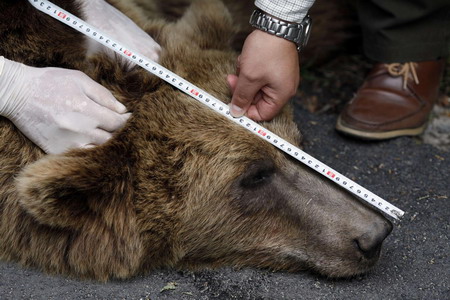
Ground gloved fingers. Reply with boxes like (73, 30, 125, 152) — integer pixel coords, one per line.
(85, 128, 113, 145)
(96, 111, 131, 132)
(79, 75, 128, 114)
(29, 116, 112, 154)
(82, 0, 161, 63)
(80, 144, 96, 150)
(53, 98, 129, 134)
(59, 129, 112, 152)
(84, 102, 131, 132)
(46, 125, 114, 154)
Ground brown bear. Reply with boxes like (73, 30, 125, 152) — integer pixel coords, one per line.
(0, 0, 392, 281)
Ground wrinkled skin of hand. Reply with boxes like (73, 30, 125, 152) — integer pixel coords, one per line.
(228, 30, 300, 121)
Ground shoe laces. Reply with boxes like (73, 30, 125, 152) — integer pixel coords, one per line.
(386, 62, 419, 90)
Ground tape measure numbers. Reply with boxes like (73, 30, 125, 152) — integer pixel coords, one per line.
(28, 0, 405, 220)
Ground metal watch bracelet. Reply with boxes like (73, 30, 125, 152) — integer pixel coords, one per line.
(249, 9, 312, 52)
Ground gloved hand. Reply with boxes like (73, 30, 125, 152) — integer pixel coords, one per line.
(0, 57, 130, 154)
(81, 0, 161, 63)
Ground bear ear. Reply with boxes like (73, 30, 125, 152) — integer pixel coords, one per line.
(15, 149, 133, 230)
(161, 0, 237, 50)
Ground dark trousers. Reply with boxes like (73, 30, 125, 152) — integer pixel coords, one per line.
(357, 0, 450, 62)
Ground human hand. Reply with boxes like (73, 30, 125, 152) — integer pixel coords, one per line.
(228, 30, 300, 121)
(82, 0, 161, 63)
(0, 57, 130, 154)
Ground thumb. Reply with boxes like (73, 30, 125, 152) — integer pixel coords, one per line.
(229, 75, 263, 118)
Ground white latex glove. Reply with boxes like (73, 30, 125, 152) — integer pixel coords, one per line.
(81, 0, 161, 63)
(0, 57, 130, 154)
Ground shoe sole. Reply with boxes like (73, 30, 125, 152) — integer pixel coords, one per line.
(336, 117, 427, 140)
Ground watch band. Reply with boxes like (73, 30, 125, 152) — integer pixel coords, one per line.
(249, 9, 312, 52)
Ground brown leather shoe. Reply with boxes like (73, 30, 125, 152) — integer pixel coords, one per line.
(336, 60, 445, 139)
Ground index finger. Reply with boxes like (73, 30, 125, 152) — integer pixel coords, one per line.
(79, 73, 128, 114)
(230, 75, 264, 118)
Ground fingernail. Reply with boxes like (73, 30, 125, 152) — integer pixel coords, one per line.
(229, 104, 244, 118)
(116, 102, 127, 114)
(123, 112, 132, 120)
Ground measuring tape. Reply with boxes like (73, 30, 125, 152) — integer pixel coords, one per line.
(28, 0, 405, 220)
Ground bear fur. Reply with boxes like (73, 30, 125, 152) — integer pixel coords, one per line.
(0, 0, 390, 281)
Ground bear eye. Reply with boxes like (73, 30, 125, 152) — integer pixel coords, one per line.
(240, 167, 275, 188)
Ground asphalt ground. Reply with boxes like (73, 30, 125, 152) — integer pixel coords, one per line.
(1, 57, 449, 299)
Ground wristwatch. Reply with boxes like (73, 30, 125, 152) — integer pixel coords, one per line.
(249, 9, 312, 52)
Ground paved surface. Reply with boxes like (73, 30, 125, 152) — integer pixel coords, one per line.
(1, 99, 449, 299)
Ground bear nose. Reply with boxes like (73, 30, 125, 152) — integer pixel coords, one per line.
(355, 219, 393, 259)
